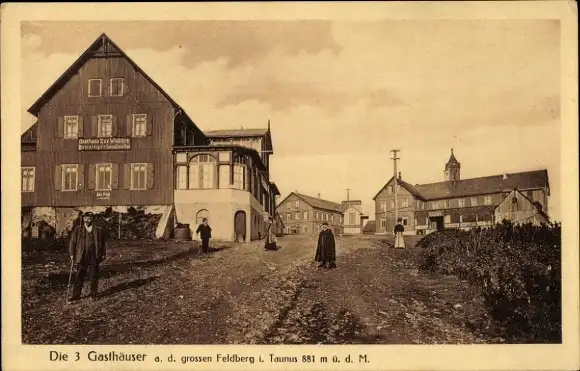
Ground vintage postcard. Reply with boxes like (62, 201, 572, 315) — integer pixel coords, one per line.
(1, 2, 579, 371)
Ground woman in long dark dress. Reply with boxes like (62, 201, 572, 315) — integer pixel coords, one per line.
(315, 222, 336, 269)
(264, 217, 278, 251)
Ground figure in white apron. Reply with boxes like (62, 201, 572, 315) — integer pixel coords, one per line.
(394, 218, 405, 249)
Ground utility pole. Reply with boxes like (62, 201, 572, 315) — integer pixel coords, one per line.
(346, 188, 350, 203)
(391, 149, 401, 232)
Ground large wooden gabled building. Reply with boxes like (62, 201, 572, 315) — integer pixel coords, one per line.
(21, 33, 279, 242)
(373, 149, 551, 235)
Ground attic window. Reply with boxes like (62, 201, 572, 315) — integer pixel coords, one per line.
(110, 78, 124, 97)
(88, 79, 102, 97)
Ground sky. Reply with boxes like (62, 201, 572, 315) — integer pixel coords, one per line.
(20, 20, 562, 221)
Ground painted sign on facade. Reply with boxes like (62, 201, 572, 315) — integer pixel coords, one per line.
(96, 191, 111, 200)
(78, 138, 131, 151)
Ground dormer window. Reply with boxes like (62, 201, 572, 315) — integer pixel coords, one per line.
(88, 79, 102, 97)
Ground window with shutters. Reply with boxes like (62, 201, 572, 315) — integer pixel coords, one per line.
(64, 116, 79, 138)
(132, 114, 147, 137)
(131, 163, 147, 190)
(176, 165, 187, 190)
(188, 154, 216, 189)
(61, 165, 78, 191)
(315, 211, 319, 220)
(96, 163, 113, 191)
(110, 78, 124, 97)
(97, 115, 113, 137)
(21, 167, 35, 192)
(88, 79, 102, 97)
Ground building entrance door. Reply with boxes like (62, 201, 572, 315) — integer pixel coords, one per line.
(234, 211, 246, 242)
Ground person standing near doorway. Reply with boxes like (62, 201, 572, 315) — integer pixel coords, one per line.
(68, 212, 108, 302)
(196, 218, 212, 253)
(315, 222, 336, 269)
(264, 217, 278, 251)
(394, 218, 405, 249)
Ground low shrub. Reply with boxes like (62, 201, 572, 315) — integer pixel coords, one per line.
(418, 221, 561, 342)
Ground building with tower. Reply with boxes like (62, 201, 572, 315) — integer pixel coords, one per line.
(372, 149, 551, 235)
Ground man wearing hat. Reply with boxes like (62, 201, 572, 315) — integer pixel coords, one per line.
(195, 217, 212, 253)
(68, 212, 109, 302)
(315, 222, 337, 269)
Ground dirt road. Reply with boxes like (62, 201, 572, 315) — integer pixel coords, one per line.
(22, 235, 493, 344)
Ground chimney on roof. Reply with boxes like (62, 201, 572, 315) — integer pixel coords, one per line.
(317, 193, 321, 198)
(503, 173, 508, 180)
(398, 172, 401, 180)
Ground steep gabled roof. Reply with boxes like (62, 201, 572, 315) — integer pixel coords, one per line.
(495, 188, 550, 220)
(372, 176, 426, 201)
(295, 193, 345, 213)
(276, 192, 345, 213)
(373, 169, 550, 201)
(28, 33, 184, 117)
(415, 170, 550, 200)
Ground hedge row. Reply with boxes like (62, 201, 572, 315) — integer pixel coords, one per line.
(418, 221, 561, 343)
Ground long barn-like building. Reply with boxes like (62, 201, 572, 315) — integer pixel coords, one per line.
(21, 33, 280, 242)
(373, 149, 551, 235)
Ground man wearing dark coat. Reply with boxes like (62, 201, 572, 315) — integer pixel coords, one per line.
(315, 222, 336, 269)
(195, 218, 212, 253)
(68, 212, 109, 302)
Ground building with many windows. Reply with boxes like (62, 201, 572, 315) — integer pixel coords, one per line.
(373, 149, 551, 235)
(275, 192, 344, 235)
(20, 33, 279, 242)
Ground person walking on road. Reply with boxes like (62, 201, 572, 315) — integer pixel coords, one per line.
(264, 217, 278, 251)
(196, 218, 212, 253)
(394, 218, 405, 249)
(315, 222, 336, 269)
(68, 212, 109, 302)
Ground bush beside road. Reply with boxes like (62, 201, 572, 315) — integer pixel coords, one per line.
(21, 231, 558, 344)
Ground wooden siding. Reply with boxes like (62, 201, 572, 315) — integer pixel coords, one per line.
(495, 190, 549, 225)
(276, 193, 343, 235)
(28, 53, 177, 207)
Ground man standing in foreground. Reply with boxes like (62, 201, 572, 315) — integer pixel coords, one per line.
(196, 218, 212, 253)
(315, 222, 336, 269)
(68, 212, 109, 302)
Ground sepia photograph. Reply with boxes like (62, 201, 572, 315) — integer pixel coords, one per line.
(2, 2, 579, 371)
